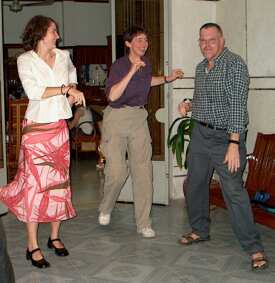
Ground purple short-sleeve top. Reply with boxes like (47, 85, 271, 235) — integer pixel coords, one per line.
(105, 55, 152, 108)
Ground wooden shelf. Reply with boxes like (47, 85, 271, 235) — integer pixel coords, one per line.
(7, 98, 28, 181)
(79, 85, 107, 106)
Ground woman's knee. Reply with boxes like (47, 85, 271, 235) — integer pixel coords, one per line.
(106, 165, 128, 185)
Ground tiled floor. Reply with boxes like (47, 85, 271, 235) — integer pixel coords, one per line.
(2, 159, 275, 282)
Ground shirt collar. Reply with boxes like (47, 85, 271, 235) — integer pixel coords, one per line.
(213, 47, 228, 65)
(202, 47, 229, 69)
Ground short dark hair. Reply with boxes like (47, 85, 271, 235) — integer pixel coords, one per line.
(200, 22, 223, 36)
(123, 26, 148, 54)
(22, 15, 59, 51)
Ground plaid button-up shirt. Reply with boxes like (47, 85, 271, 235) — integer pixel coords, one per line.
(192, 47, 249, 134)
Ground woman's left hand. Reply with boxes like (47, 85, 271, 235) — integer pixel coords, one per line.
(68, 83, 77, 89)
(67, 88, 86, 107)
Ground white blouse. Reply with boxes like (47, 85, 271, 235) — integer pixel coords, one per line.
(17, 48, 77, 123)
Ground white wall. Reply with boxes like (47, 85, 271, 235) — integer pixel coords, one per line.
(3, 2, 63, 43)
(3, 1, 111, 46)
(169, 0, 216, 199)
(171, 0, 216, 78)
(245, 0, 275, 152)
(63, 2, 111, 46)
(216, 0, 275, 152)
(216, 0, 246, 59)
(247, 0, 275, 76)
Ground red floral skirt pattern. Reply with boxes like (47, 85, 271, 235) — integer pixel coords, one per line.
(0, 119, 76, 223)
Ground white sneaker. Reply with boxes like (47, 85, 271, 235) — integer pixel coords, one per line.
(138, 227, 156, 238)
(98, 213, 111, 225)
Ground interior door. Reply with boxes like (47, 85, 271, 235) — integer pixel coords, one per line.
(112, 0, 169, 204)
(0, 1, 8, 214)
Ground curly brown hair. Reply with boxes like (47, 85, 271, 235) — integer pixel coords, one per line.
(22, 15, 59, 51)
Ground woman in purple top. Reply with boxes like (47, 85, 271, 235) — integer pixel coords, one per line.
(98, 26, 183, 238)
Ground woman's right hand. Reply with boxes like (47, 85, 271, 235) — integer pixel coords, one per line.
(67, 87, 86, 107)
(129, 59, 146, 75)
(108, 59, 145, 102)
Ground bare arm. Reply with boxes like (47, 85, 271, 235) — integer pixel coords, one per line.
(41, 85, 86, 107)
(41, 86, 64, 99)
(151, 69, 184, 87)
(224, 133, 241, 173)
(108, 59, 145, 102)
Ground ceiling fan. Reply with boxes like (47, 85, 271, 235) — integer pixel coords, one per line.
(4, 0, 55, 13)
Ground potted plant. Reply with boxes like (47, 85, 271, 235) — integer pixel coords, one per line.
(167, 116, 194, 169)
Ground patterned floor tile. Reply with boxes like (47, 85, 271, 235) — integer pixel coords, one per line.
(92, 261, 155, 283)
(2, 159, 275, 283)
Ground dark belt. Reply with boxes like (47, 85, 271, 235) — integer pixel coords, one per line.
(198, 121, 226, 131)
(111, 105, 144, 109)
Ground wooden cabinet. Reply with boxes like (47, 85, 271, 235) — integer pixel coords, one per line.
(3, 45, 27, 180)
(7, 99, 28, 181)
(73, 45, 111, 107)
(79, 85, 107, 106)
(3, 45, 25, 102)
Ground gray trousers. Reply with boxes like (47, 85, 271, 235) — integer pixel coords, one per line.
(0, 217, 15, 283)
(185, 121, 263, 255)
(99, 106, 153, 230)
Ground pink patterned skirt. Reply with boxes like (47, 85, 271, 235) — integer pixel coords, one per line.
(0, 119, 76, 223)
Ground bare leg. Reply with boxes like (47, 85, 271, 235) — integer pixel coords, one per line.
(26, 222, 43, 260)
(50, 221, 64, 248)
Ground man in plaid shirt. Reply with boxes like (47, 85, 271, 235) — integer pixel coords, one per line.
(178, 23, 268, 271)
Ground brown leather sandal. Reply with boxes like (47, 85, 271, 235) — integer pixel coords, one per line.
(251, 254, 269, 271)
(178, 232, 210, 245)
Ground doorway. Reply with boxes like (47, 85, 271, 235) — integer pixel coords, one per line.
(113, 0, 170, 204)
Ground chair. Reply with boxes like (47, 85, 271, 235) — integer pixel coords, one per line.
(70, 120, 100, 160)
(210, 133, 275, 229)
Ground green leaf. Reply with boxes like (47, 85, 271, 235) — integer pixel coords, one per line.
(167, 116, 194, 169)
(167, 117, 184, 145)
(172, 137, 177, 154)
(168, 134, 177, 147)
(175, 135, 184, 168)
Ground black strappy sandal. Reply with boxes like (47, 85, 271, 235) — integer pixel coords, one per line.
(178, 232, 210, 246)
(47, 237, 69, 256)
(26, 248, 50, 268)
(251, 254, 269, 271)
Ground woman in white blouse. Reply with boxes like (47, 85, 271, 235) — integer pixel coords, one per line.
(0, 15, 85, 268)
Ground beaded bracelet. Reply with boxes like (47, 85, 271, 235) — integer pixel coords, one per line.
(66, 86, 73, 96)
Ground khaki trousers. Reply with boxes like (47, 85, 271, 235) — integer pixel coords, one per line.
(99, 106, 153, 230)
